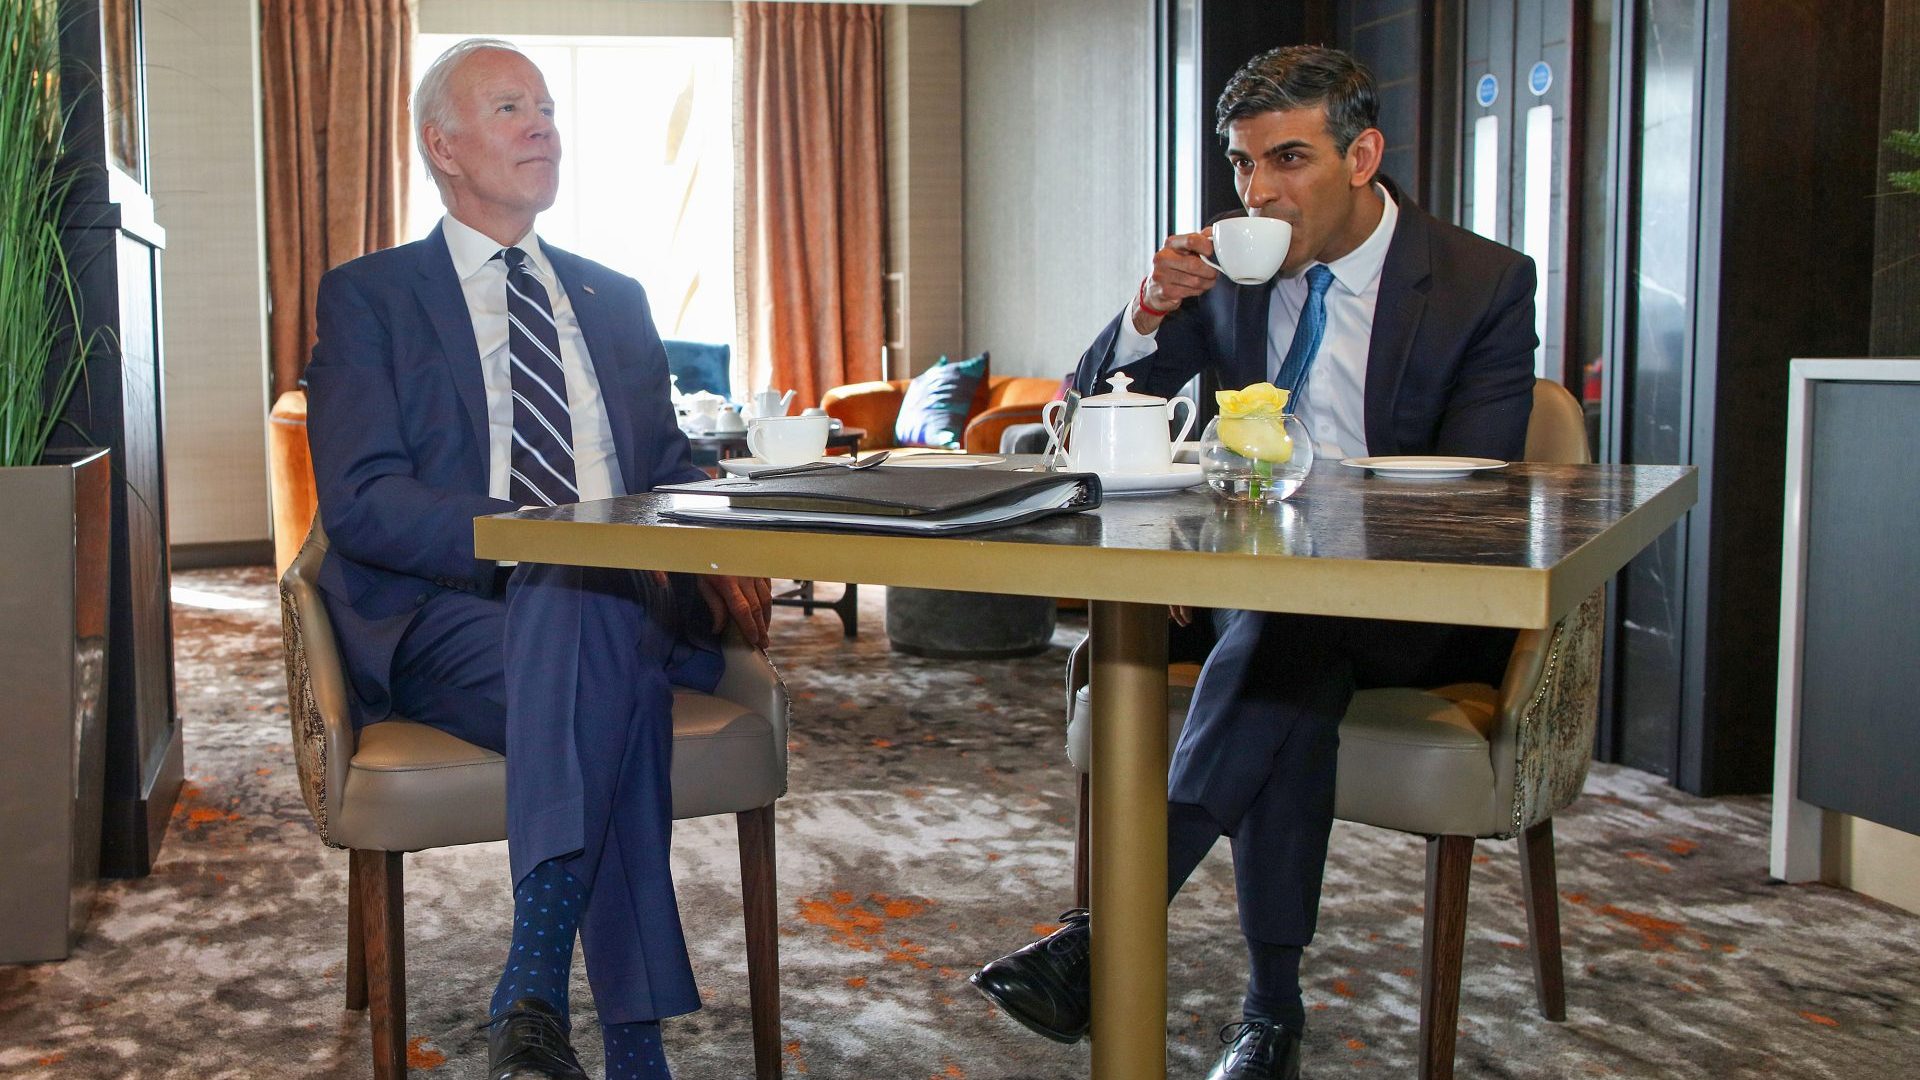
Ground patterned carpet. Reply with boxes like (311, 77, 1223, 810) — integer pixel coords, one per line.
(1, 567, 1916, 1079)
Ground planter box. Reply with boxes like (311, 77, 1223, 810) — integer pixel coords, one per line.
(0, 448, 111, 963)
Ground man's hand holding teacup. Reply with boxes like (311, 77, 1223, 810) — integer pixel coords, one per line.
(1134, 229, 1221, 334)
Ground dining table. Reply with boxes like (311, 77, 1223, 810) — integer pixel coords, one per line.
(473, 456, 1697, 1080)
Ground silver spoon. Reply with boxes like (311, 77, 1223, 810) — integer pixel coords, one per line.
(753, 450, 890, 479)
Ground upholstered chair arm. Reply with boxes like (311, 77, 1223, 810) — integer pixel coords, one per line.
(279, 521, 356, 848)
(1065, 635, 1091, 710)
(964, 405, 1048, 454)
(268, 389, 317, 579)
(821, 380, 908, 450)
(1489, 589, 1607, 838)
(712, 632, 791, 787)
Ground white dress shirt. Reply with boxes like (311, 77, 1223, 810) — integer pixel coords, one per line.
(442, 213, 626, 502)
(1113, 185, 1399, 460)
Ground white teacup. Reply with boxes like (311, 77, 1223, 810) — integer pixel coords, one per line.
(1201, 216, 1293, 285)
(746, 414, 831, 466)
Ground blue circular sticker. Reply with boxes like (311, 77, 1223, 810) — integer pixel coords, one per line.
(1529, 61, 1552, 96)
(1476, 73, 1499, 108)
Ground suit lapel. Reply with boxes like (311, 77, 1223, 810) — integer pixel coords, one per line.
(1363, 196, 1433, 455)
(414, 225, 491, 461)
(547, 246, 642, 486)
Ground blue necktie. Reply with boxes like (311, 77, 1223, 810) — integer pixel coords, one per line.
(500, 247, 577, 507)
(1274, 264, 1336, 403)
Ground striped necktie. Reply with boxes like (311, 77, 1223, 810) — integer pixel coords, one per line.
(1274, 264, 1337, 403)
(500, 246, 577, 506)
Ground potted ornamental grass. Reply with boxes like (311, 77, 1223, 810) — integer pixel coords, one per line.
(0, 0, 113, 965)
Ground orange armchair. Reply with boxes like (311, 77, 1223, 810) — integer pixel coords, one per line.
(820, 374, 1061, 453)
(268, 389, 318, 578)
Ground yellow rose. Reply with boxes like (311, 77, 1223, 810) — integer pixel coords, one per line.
(1214, 382, 1291, 419)
(1217, 416, 1294, 463)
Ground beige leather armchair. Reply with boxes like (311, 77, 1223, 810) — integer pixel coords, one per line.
(1063, 379, 1598, 1080)
(280, 520, 790, 1079)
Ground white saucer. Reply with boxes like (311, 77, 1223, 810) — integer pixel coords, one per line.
(1341, 455, 1508, 479)
(885, 454, 1003, 468)
(1096, 463, 1206, 494)
(718, 455, 850, 477)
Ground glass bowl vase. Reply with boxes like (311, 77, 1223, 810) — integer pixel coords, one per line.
(1200, 413, 1314, 504)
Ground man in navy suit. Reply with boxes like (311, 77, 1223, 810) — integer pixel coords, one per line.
(972, 46, 1536, 1079)
(305, 39, 771, 1080)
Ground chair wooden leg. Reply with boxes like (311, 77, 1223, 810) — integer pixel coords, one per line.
(738, 806, 783, 1080)
(1420, 836, 1474, 1080)
(346, 854, 368, 1011)
(1073, 772, 1091, 910)
(833, 582, 859, 638)
(1519, 819, 1567, 1021)
(352, 849, 407, 1080)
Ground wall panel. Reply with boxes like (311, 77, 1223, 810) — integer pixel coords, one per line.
(885, 5, 966, 376)
(146, 0, 272, 547)
(963, 0, 1155, 378)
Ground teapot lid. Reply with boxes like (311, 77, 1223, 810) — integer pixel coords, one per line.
(1081, 372, 1167, 408)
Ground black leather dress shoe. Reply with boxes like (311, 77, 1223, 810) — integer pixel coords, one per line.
(485, 997, 588, 1080)
(968, 909, 1091, 1043)
(1204, 1019, 1302, 1080)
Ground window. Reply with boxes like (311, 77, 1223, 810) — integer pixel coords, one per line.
(408, 34, 736, 350)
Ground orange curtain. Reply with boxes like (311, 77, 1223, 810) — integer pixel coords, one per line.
(261, 0, 412, 397)
(736, 2, 888, 406)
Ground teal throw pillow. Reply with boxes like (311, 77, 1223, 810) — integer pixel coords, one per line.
(894, 352, 988, 449)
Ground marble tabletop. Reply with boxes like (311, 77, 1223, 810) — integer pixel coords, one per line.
(474, 459, 1696, 630)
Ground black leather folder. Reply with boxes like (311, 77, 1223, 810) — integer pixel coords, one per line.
(655, 466, 1102, 535)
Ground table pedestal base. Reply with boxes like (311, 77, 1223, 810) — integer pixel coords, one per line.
(1089, 600, 1169, 1080)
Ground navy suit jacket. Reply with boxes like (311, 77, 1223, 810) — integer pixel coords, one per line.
(1075, 183, 1538, 460)
(305, 223, 709, 724)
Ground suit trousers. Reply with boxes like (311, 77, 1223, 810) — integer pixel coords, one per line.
(1170, 608, 1513, 947)
(385, 563, 719, 1024)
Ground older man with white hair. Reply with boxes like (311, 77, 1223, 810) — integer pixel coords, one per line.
(305, 39, 772, 1080)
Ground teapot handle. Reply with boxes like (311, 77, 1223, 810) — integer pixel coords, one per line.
(1168, 396, 1197, 447)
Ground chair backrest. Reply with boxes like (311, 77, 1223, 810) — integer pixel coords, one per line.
(279, 519, 356, 846)
(1524, 378, 1590, 465)
(662, 339, 732, 399)
(1488, 377, 1604, 836)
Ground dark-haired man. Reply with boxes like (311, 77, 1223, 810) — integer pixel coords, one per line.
(971, 45, 1536, 1079)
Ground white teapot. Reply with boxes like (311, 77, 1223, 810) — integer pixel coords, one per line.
(748, 388, 797, 419)
(681, 391, 728, 432)
(1041, 372, 1196, 476)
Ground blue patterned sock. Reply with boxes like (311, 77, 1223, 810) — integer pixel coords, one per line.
(601, 1019, 672, 1079)
(489, 858, 587, 1024)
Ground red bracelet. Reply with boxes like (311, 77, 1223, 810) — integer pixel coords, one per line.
(1136, 277, 1175, 319)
